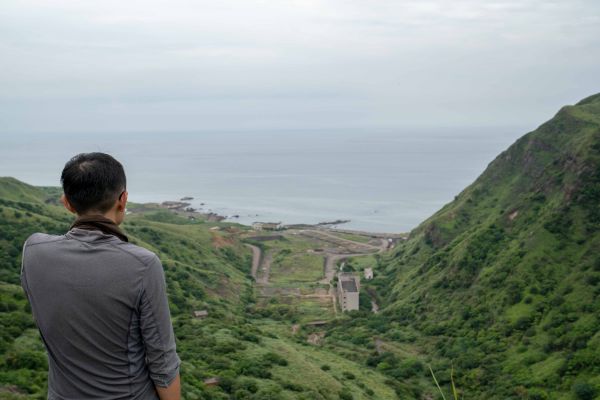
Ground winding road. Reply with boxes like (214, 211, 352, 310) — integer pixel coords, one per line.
(246, 228, 393, 316)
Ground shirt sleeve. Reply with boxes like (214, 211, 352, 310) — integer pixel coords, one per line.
(139, 254, 181, 388)
(20, 235, 36, 323)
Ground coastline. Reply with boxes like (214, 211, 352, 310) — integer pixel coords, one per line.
(128, 197, 408, 237)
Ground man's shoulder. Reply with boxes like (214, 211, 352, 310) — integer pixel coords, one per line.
(111, 241, 160, 268)
(23, 232, 66, 248)
(22, 232, 160, 268)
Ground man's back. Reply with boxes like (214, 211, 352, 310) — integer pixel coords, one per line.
(21, 227, 180, 400)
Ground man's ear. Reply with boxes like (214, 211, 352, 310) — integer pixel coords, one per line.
(60, 194, 77, 214)
(117, 191, 128, 211)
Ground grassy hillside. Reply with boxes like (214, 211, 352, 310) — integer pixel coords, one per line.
(0, 177, 397, 400)
(2, 94, 599, 399)
(337, 94, 600, 399)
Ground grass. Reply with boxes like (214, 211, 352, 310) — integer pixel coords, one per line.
(325, 93, 600, 399)
(3, 93, 600, 399)
(258, 334, 398, 399)
(428, 364, 459, 400)
(332, 232, 374, 244)
(269, 252, 324, 285)
(345, 254, 378, 272)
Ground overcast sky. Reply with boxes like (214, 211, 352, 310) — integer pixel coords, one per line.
(1, 0, 599, 134)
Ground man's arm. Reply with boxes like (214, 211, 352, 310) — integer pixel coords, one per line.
(139, 254, 181, 399)
(156, 373, 181, 400)
(20, 235, 35, 322)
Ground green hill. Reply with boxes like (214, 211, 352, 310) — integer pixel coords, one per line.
(0, 177, 397, 400)
(0, 177, 255, 397)
(329, 94, 600, 398)
(1, 93, 599, 399)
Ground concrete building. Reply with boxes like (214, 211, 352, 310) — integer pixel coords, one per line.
(252, 222, 283, 231)
(337, 273, 360, 312)
(364, 267, 374, 280)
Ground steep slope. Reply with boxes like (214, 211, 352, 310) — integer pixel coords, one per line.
(363, 94, 600, 398)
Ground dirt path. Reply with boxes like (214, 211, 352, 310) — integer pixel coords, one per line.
(256, 251, 272, 285)
(244, 243, 272, 284)
(245, 244, 261, 281)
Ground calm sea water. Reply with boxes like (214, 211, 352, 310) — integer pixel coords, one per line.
(0, 128, 526, 233)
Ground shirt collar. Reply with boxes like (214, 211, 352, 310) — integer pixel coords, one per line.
(67, 213, 129, 242)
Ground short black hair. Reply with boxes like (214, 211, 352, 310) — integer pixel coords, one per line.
(60, 152, 126, 214)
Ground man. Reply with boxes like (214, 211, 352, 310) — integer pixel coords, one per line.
(20, 152, 181, 400)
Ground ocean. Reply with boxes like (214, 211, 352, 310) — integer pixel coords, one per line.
(0, 127, 527, 233)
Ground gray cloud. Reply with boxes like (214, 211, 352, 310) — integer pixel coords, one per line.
(1, 0, 599, 133)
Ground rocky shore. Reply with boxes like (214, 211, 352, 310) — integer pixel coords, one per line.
(159, 200, 226, 222)
(153, 199, 404, 237)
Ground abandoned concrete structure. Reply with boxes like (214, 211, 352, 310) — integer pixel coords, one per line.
(252, 222, 283, 231)
(337, 273, 360, 311)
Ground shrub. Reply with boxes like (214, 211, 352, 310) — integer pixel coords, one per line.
(528, 388, 548, 400)
(233, 378, 258, 394)
(573, 383, 597, 400)
(262, 352, 288, 366)
(339, 389, 354, 400)
(342, 371, 355, 380)
(513, 315, 534, 331)
(281, 381, 304, 392)
(233, 389, 252, 400)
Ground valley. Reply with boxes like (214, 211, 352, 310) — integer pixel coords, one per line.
(241, 227, 393, 322)
(1, 93, 599, 399)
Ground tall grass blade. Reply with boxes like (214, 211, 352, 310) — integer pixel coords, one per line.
(428, 365, 447, 400)
(450, 363, 458, 400)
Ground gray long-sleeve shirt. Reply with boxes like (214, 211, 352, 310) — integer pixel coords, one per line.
(20, 227, 181, 399)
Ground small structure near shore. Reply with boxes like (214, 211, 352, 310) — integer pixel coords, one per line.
(252, 222, 283, 231)
(337, 273, 360, 312)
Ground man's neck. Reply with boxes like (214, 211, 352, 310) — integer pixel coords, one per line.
(77, 212, 119, 225)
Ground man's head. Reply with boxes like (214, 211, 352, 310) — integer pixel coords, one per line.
(60, 152, 128, 224)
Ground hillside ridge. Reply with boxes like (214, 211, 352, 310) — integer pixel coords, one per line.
(355, 93, 600, 398)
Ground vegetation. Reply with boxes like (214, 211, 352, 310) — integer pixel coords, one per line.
(0, 177, 395, 399)
(325, 94, 600, 398)
(1, 93, 600, 398)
